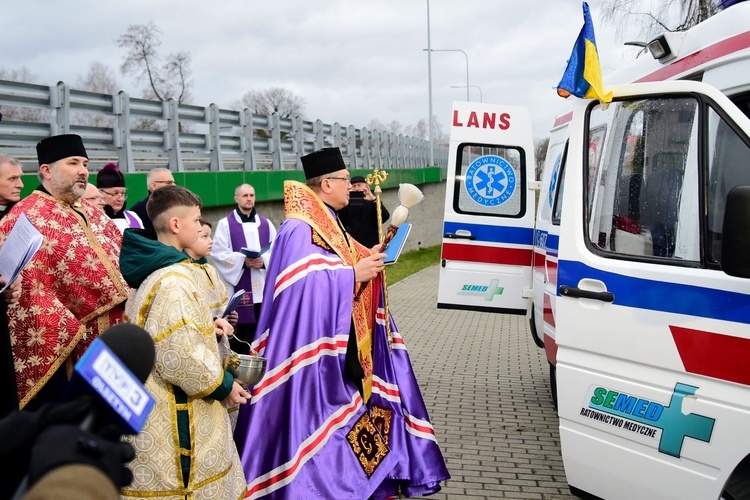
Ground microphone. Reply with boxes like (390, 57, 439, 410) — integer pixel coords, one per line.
(10, 323, 156, 500)
(67, 323, 156, 434)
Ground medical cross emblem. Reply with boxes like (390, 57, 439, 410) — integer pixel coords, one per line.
(484, 279, 504, 301)
(657, 383, 714, 458)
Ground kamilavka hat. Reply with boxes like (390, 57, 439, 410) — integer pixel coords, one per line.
(300, 147, 346, 180)
(36, 134, 88, 166)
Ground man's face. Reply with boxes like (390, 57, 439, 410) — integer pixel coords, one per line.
(350, 181, 370, 194)
(83, 184, 106, 208)
(0, 161, 24, 205)
(100, 186, 127, 211)
(191, 225, 213, 259)
(149, 171, 175, 192)
(322, 169, 351, 210)
(45, 156, 89, 204)
(235, 185, 256, 213)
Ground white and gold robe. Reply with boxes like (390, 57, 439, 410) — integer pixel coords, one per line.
(122, 262, 246, 500)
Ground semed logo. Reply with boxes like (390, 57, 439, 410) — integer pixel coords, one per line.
(465, 155, 516, 207)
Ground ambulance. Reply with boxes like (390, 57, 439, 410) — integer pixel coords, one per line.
(438, 1, 750, 498)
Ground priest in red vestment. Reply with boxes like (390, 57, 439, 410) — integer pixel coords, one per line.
(0, 134, 130, 408)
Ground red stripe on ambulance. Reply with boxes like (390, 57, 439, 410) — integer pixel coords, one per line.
(442, 242, 532, 266)
(671, 325, 750, 386)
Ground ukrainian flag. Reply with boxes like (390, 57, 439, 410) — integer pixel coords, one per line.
(557, 2, 612, 103)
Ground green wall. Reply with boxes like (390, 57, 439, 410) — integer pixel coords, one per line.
(20, 167, 447, 208)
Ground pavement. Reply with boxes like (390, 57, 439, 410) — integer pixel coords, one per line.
(388, 265, 575, 499)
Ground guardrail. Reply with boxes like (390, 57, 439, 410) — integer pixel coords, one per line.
(0, 80, 449, 172)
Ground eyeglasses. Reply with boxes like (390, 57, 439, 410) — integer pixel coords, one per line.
(153, 180, 176, 186)
(100, 189, 128, 199)
(325, 176, 351, 184)
(84, 196, 105, 203)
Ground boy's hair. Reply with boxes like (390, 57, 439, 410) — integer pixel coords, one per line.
(198, 218, 212, 229)
(147, 185, 202, 233)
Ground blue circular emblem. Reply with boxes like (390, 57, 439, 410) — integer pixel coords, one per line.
(465, 155, 517, 206)
(548, 154, 562, 208)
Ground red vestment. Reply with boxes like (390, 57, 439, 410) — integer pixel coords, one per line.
(0, 191, 130, 408)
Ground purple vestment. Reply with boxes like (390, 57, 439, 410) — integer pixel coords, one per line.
(228, 211, 270, 325)
(234, 192, 449, 498)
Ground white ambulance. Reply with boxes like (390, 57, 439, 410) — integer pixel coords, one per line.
(438, 2, 750, 498)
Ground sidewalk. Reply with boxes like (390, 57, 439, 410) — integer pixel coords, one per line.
(388, 266, 574, 499)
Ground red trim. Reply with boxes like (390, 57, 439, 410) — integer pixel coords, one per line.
(671, 325, 750, 386)
(442, 242, 532, 266)
(251, 338, 348, 396)
(553, 111, 573, 128)
(546, 258, 558, 284)
(275, 257, 342, 292)
(405, 415, 435, 435)
(637, 31, 750, 83)
(544, 333, 558, 365)
(372, 378, 400, 398)
(543, 293, 555, 329)
(246, 395, 362, 497)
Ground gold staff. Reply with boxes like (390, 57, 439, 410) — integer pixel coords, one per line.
(365, 168, 392, 346)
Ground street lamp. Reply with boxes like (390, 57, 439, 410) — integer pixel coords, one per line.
(426, 0, 434, 166)
(423, 48, 470, 103)
(450, 85, 483, 102)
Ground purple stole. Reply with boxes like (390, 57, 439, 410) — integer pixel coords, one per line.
(228, 210, 270, 325)
(124, 210, 140, 228)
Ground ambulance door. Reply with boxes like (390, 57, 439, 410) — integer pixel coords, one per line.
(437, 101, 536, 315)
(554, 81, 750, 500)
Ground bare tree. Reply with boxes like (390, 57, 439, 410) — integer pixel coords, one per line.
(77, 62, 118, 94)
(368, 119, 386, 132)
(232, 87, 306, 139)
(431, 116, 449, 146)
(233, 87, 306, 120)
(117, 22, 193, 104)
(0, 67, 51, 122)
(413, 119, 428, 140)
(387, 120, 402, 136)
(534, 137, 550, 181)
(601, 0, 719, 42)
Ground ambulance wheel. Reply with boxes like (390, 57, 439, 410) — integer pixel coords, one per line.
(549, 362, 558, 410)
(721, 454, 750, 500)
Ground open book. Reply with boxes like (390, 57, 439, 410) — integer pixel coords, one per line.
(0, 214, 43, 292)
(383, 223, 412, 265)
(223, 289, 246, 317)
(240, 241, 272, 259)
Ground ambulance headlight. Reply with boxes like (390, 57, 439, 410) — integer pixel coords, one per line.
(648, 35, 672, 60)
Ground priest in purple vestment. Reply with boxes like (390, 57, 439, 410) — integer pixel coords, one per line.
(212, 183, 277, 354)
(234, 147, 450, 499)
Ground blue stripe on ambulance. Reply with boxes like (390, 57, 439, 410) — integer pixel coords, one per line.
(443, 221, 534, 244)
(558, 260, 750, 325)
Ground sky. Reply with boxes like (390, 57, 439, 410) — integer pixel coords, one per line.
(2, 1, 656, 140)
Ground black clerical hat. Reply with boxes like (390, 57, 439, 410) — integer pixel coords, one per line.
(300, 147, 346, 180)
(97, 162, 125, 189)
(36, 134, 88, 166)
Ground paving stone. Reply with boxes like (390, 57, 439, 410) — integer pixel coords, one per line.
(389, 266, 574, 499)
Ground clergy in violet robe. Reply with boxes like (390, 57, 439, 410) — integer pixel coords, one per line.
(234, 147, 450, 499)
(211, 183, 276, 354)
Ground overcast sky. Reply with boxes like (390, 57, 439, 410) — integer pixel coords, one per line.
(3, 1, 655, 139)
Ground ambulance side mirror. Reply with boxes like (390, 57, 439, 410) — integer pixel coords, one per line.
(721, 185, 750, 278)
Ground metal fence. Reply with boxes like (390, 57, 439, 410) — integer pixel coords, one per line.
(0, 80, 449, 173)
